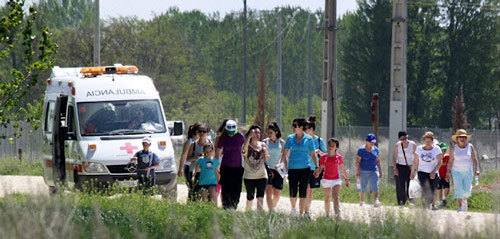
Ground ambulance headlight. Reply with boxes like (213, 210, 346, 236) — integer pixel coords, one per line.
(83, 162, 107, 173)
(159, 157, 174, 170)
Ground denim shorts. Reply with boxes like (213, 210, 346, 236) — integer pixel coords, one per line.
(359, 170, 379, 193)
(452, 169, 473, 199)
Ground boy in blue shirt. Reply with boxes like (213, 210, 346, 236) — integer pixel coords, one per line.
(130, 137, 160, 191)
(194, 142, 220, 205)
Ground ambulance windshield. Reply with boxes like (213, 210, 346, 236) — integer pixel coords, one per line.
(78, 100, 166, 136)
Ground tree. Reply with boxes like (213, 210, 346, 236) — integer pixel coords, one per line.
(0, 0, 57, 137)
(451, 85, 468, 133)
(338, 0, 392, 126)
(253, 57, 266, 127)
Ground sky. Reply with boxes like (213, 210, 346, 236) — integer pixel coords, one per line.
(97, 0, 358, 20)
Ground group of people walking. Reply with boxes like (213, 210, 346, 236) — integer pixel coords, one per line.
(175, 118, 480, 216)
(392, 129, 479, 212)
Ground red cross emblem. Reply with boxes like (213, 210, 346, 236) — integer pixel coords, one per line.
(120, 142, 138, 154)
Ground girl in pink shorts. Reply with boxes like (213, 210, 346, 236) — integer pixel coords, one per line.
(314, 138, 349, 217)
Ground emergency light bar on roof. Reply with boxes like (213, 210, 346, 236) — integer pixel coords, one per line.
(80, 65, 139, 76)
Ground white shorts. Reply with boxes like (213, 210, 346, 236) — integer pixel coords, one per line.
(321, 179, 342, 188)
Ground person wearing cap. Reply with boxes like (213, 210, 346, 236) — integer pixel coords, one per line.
(356, 133, 382, 207)
(411, 131, 442, 210)
(446, 129, 480, 212)
(436, 142, 450, 208)
(130, 137, 160, 190)
(215, 119, 245, 209)
(392, 131, 417, 206)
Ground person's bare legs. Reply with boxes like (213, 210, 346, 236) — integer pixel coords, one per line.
(324, 187, 332, 215)
(372, 191, 379, 201)
(265, 185, 274, 211)
(305, 186, 313, 213)
(257, 197, 264, 211)
(299, 197, 307, 214)
(272, 188, 281, 208)
(359, 193, 365, 203)
(209, 187, 218, 206)
(290, 197, 297, 210)
(246, 199, 253, 210)
(332, 185, 341, 215)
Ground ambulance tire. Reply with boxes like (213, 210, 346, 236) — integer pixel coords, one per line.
(73, 171, 83, 191)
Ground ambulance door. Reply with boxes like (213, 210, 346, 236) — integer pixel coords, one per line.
(52, 95, 68, 188)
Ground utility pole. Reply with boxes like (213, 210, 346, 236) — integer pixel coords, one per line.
(93, 0, 100, 66)
(321, 0, 337, 140)
(276, 10, 282, 128)
(242, 0, 247, 127)
(389, 0, 408, 182)
(307, 14, 312, 117)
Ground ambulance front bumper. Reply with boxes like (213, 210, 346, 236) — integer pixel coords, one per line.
(77, 171, 176, 190)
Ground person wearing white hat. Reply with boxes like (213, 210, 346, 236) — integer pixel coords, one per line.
(215, 119, 246, 209)
(446, 129, 480, 212)
(130, 137, 160, 190)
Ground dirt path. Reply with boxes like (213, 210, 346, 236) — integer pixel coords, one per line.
(1, 176, 498, 234)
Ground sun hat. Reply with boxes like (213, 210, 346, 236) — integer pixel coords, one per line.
(225, 120, 238, 135)
(142, 137, 152, 145)
(439, 142, 448, 150)
(451, 129, 471, 142)
(366, 133, 376, 143)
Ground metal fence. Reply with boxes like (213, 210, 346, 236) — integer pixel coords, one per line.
(336, 126, 499, 173)
(0, 122, 43, 162)
(1, 123, 498, 172)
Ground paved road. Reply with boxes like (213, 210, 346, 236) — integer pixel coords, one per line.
(1, 175, 499, 235)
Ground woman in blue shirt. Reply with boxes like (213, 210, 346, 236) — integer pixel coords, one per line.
(356, 133, 382, 207)
(280, 118, 319, 215)
(264, 122, 285, 212)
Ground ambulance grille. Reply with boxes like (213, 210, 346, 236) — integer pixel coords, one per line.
(107, 165, 132, 174)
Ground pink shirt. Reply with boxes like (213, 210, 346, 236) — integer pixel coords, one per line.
(320, 153, 344, 180)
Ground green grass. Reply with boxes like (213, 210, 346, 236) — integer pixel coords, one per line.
(0, 192, 497, 239)
(0, 158, 43, 176)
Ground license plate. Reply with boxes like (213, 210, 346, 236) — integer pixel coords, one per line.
(118, 180, 138, 188)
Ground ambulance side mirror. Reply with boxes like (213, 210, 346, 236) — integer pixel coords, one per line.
(173, 122, 183, 136)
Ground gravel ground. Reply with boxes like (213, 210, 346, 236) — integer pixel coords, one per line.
(1, 176, 498, 235)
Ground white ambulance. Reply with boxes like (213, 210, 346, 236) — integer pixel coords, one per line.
(41, 65, 177, 198)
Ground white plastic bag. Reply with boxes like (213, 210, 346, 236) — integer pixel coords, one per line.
(409, 178, 422, 199)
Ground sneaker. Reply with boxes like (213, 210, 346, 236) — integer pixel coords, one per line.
(360, 201, 365, 207)
(442, 200, 447, 207)
(432, 204, 439, 211)
(463, 200, 468, 212)
(409, 199, 416, 206)
(374, 199, 381, 207)
(334, 214, 341, 220)
(304, 212, 311, 218)
(457, 207, 463, 212)
(291, 208, 297, 215)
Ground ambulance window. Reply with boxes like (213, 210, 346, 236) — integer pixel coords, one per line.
(44, 101, 55, 132)
(67, 105, 75, 133)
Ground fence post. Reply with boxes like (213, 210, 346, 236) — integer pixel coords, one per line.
(348, 124, 352, 170)
(496, 129, 498, 170)
(18, 148, 22, 162)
